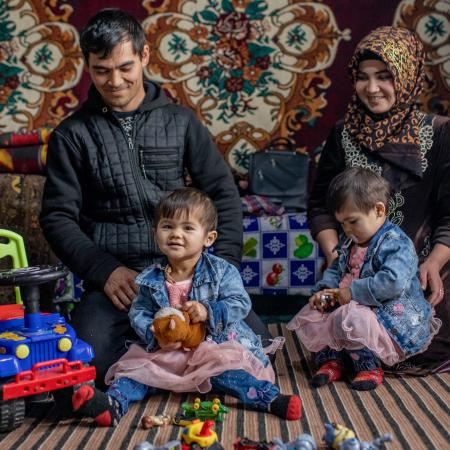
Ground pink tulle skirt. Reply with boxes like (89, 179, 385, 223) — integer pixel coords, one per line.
(286, 301, 404, 366)
(105, 340, 275, 393)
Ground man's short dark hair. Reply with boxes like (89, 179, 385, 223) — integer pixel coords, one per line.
(80, 8, 146, 63)
(327, 167, 391, 214)
(154, 188, 218, 233)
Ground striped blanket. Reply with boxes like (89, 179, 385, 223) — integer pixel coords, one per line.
(0, 324, 449, 449)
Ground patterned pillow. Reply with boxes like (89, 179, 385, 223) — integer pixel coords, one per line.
(0, 128, 52, 175)
(0, 144, 47, 174)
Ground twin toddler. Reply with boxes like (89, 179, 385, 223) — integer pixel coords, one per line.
(71, 168, 439, 426)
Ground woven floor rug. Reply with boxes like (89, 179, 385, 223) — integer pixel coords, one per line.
(1, 324, 449, 450)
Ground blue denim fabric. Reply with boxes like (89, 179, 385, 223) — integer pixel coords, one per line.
(312, 219, 434, 356)
(210, 369, 279, 409)
(130, 253, 268, 364)
(108, 377, 155, 416)
(315, 347, 344, 366)
(347, 348, 380, 372)
(108, 370, 280, 418)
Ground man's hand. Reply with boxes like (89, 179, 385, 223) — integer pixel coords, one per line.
(181, 301, 208, 323)
(104, 266, 139, 311)
(420, 260, 444, 306)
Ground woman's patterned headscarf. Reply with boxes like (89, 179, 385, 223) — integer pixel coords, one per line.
(344, 26, 425, 152)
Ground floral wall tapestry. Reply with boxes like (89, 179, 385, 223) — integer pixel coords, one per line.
(0, 0, 449, 180)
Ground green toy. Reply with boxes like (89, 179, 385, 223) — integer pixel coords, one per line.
(181, 397, 229, 422)
(0, 229, 29, 304)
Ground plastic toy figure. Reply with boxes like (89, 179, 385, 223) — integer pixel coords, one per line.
(323, 423, 393, 449)
(141, 412, 172, 429)
(181, 398, 229, 422)
(180, 419, 218, 448)
(233, 434, 317, 450)
(324, 423, 357, 449)
(318, 293, 338, 312)
(272, 434, 317, 449)
(334, 435, 392, 450)
(0, 265, 95, 432)
(134, 441, 182, 450)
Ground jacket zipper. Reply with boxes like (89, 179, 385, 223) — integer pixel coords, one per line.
(139, 148, 147, 179)
(139, 148, 177, 170)
(112, 111, 152, 266)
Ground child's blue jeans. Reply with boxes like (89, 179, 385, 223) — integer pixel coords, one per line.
(107, 369, 280, 417)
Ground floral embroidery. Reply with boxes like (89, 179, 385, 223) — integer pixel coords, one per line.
(342, 127, 382, 174)
(342, 115, 434, 228)
(418, 114, 434, 172)
(387, 192, 405, 226)
(228, 331, 237, 341)
(342, 115, 433, 176)
(393, 303, 405, 315)
(246, 386, 258, 399)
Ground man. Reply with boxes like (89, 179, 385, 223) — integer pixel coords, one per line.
(40, 8, 271, 390)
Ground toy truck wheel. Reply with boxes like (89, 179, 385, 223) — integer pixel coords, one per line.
(0, 398, 26, 433)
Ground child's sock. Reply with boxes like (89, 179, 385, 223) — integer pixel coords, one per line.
(311, 359, 343, 387)
(268, 394, 302, 420)
(72, 385, 121, 426)
(351, 367, 384, 391)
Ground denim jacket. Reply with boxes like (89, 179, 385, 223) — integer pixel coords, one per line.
(129, 252, 269, 365)
(313, 219, 434, 356)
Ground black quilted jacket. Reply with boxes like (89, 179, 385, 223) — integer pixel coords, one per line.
(40, 81, 242, 289)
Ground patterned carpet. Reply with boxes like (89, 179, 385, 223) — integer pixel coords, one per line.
(0, 324, 449, 450)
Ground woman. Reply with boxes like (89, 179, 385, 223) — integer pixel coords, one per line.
(308, 26, 450, 375)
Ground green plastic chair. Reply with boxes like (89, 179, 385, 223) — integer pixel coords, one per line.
(0, 229, 29, 304)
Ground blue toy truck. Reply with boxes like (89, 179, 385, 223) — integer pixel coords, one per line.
(0, 266, 95, 432)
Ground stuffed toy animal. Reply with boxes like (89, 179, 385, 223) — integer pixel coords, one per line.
(151, 307, 205, 350)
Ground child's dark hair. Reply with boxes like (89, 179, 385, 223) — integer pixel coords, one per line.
(80, 9, 146, 63)
(154, 188, 218, 232)
(327, 167, 390, 214)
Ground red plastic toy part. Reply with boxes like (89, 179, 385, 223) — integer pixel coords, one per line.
(1, 358, 96, 401)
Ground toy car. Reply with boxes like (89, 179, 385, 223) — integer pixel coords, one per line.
(233, 435, 317, 450)
(233, 437, 273, 449)
(181, 419, 218, 448)
(0, 266, 95, 432)
(181, 397, 229, 422)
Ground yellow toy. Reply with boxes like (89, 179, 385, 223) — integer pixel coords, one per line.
(151, 307, 205, 350)
(323, 423, 356, 449)
(181, 419, 218, 448)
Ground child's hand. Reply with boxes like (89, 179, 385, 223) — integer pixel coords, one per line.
(325, 287, 352, 305)
(181, 301, 208, 323)
(308, 291, 335, 312)
(158, 341, 182, 351)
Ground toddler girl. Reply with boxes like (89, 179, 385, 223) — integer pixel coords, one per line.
(287, 167, 440, 390)
(72, 188, 301, 425)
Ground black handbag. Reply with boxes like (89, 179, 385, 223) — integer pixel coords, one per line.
(248, 138, 309, 211)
